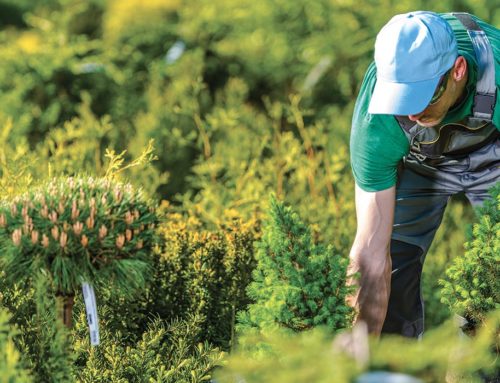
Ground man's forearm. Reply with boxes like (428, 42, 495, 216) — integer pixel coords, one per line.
(348, 185, 395, 335)
(347, 249, 392, 335)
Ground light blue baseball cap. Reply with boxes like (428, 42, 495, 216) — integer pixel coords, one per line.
(368, 11, 458, 115)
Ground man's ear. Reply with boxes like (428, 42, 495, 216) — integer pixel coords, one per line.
(452, 56, 467, 81)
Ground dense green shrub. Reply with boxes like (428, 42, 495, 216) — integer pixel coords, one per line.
(237, 195, 353, 345)
(149, 210, 258, 349)
(0, 308, 32, 383)
(440, 184, 500, 326)
(0, 274, 35, 332)
(0, 272, 73, 383)
(1, 278, 225, 383)
(73, 315, 224, 383)
(21, 274, 74, 383)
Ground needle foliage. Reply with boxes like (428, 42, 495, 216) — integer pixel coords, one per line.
(237, 195, 354, 344)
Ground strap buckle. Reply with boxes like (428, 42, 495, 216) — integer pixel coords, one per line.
(410, 140, 427, 162)
(473, 92, 496, 120)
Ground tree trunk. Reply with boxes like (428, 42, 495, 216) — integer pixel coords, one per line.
(57, 293, 75, 328)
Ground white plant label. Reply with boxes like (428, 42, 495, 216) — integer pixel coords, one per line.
(82, 282, 100, 346)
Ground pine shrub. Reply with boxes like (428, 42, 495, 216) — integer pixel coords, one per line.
(440, 184, 500, 326)
(150, 211, 258, 349)
(237, 195, 353, 339)
(0, 176, 159, 327)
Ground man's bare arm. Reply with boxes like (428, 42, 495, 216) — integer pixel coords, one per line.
(347, 184, 395, 335)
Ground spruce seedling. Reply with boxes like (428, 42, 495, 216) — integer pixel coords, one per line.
(237, 194, 353, 338)
(440, 183, 499, 327)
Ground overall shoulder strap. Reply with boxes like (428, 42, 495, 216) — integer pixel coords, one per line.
(452, 12, 496, 121)
(394, 115, 428, 161)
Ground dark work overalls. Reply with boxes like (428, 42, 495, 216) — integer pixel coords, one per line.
(381, 13, 499, 338)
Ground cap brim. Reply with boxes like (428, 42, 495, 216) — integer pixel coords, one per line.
(368, 76, 441, 115)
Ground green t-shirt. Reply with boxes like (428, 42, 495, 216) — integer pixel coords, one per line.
(350, 14, 500, 192)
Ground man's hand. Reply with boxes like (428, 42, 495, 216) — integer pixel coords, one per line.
(347, 184, 395, 335)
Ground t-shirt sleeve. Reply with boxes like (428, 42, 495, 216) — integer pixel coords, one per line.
(350, 63, 410, 192)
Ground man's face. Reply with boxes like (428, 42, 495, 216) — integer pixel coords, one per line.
(407, 70, 457, 127)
